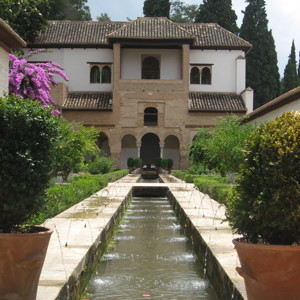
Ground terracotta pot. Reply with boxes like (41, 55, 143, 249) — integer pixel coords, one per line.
(0, 226, 53, 300)
(233, 238, 300, 300)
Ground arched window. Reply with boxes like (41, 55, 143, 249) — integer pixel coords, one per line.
(142, 56, 160, 79)
(101, 66, 111, 83)
(144, 107, 158, 126)
(190, 67, 200, 84)
(90, 66, 100, 83)
(201, 67, 211, 84)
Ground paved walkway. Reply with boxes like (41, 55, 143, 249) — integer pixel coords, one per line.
(37, 174, 246, 299)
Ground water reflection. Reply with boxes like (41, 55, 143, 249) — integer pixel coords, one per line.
(83, 197, 217, 299)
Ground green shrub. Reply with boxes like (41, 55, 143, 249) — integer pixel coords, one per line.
(127, 157, 134, 168)
(226, 112, 300, 245)
(134, 157, 143, 168)
(167, 158, 173, 168)
(27, 170, 128, 225)
(194, 177, 234, 205)
(0, 95, 60, 232)
(161, 158, 168, 169)
(156, 157, 162, 168)
(87, 156, 115, 174)
(171, 170, 186, 180)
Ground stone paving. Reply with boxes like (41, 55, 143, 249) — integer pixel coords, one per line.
(37, 174, 246, 300)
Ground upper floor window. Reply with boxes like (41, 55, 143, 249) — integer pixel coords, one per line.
(190, 67, 200, 84)
(90, 66, 100, 83)
(90, 64, 111, 84)
(144, 107, 158, 126)
(190, 65, 212, 85)
(142, 56, 160, 79)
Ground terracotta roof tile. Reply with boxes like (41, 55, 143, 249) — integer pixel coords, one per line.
(32, 21, 125, 46)
(63, 92, 113, 110)
(189, 92, 246, 112)
(180, 23, 251, 50)
(28, 18, 251, 51)
(107, 17, 194, 41)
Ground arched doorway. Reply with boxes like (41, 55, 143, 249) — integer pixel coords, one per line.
(97, 132, 110, 156)
(163, 135, 180, 169)
(121, 134, 137, 169)
(140, 133, 160, 166)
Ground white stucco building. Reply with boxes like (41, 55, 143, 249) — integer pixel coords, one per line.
(25, 17, 253, 168)
(0, 19, 26, 96)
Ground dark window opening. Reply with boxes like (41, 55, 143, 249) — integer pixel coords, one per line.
(190, 67, 200, 84)
(90, 66, 100, 83)
(142, 56, 160, 79)
(144, 107, 158, 126)
(102, 66, 111, 83)
(201, 67, 211, 84)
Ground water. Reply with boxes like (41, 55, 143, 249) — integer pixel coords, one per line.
(83, 197, 217, 299)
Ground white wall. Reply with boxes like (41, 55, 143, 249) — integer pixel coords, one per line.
(24, 47, 246, 94)
(189, 49, 245, 93)
(247, 101, 300, 126)
(24, 48, 113, 91)
(121, 48, 181, 80)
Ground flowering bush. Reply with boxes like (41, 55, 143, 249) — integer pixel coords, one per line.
(9, 52, 68, 114)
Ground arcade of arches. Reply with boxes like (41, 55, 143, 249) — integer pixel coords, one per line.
(119, 133, 180, 169)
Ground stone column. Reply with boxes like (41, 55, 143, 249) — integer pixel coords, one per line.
(159, 142, 165, 158)
(137, 141, 142, 157)
(182, 44, 190, 92)
(113, 43, 121, 92)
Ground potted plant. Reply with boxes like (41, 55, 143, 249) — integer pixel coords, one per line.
(226, 111, 300, 300)
(0, 95, 60, 299)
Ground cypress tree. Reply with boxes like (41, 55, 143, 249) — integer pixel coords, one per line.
(282, 40, 300, 94)
(195, 0, 239, 34)
(240, 0, 280, 108)
(143, 0, 171, 18)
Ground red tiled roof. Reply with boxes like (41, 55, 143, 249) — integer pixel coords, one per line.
(28, 18, 251, 52)
(189, 92, 246, 112)
(63, 92, 113, 110)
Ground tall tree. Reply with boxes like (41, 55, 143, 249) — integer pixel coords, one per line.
(97, 13, 111, 22)
(282, 40, 300, 93)
(240, 0, 280, 108)
(143, 0, 171, 18)
(170, 0, 198, 23)
(48, 0, 91, 21)
(0, 0, 50, 42)
(195, 0, 239, 34)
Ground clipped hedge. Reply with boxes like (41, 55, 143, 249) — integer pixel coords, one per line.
(171, 170, 186, 180)
(172, 170, 234, 205)
(27, 170, 128, 225)
(193, 177, 235, 205)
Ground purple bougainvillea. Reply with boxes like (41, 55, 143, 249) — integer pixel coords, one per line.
(9, 52, 69, 114)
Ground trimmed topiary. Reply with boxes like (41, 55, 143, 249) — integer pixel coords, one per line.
(127, 157, 135, 168)
(226, 111, 300, 245)
(134, 157, 143, 168)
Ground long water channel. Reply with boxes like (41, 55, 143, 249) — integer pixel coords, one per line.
(83, 194, 218, 299)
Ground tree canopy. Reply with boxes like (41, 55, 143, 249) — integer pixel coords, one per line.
(240, 0, 280, 108)
(170, 0, 198, 23)
(143, 0, 171, 18)
(0, 0, 50, 42)
(195, 0, 239, 34)
(48, 0, 91, 21)
(282, 40, 300, 94)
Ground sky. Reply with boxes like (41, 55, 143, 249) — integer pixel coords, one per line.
(87, 0, 300, 78)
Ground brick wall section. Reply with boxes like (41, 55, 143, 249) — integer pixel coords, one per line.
(0, 47, 9, 96)
(50, 82, 69, 107)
